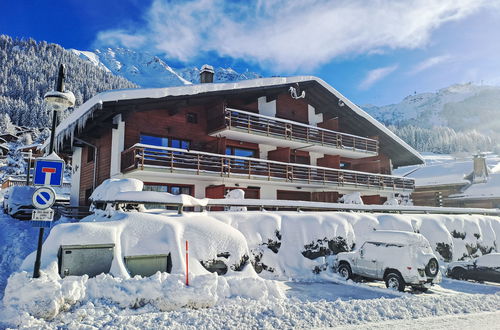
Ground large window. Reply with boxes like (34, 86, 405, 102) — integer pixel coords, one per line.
(140, 134, 190, 149)
(225, 146, 256, 158)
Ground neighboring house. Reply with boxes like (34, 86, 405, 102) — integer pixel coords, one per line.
(0, 133, 18, 143)
(399, 154, 500, 208)
(50, 69, 423, 206)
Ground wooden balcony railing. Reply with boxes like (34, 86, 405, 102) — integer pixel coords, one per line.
(209, 108, 378, 154)
(121, 144, 414, 192)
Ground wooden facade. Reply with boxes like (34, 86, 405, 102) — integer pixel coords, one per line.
(62, 77, 421, 206)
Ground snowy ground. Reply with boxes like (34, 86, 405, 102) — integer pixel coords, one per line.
(1, 210, 500, 329)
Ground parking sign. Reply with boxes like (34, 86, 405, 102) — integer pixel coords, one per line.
(33, 158, 65, 186)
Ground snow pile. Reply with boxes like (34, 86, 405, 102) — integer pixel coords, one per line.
(225, 188, 246, 211)
(338, 192, 363, 204)
(89, 178, 143, 201)
(3, 263, 283, 321)
(3, 211, 284, 320)
(475, 253, 500, 267)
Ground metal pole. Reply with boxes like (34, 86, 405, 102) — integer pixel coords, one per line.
(25, 150, 32, 185)
(33, 64, 66, 279)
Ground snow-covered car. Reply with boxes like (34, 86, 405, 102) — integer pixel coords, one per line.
(3, 186, 69, 220)
(3, 186, 36, 220)
(336, 230, 440, 291)
(447, 253, 500, 283)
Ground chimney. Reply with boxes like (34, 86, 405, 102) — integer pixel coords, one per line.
(471, 154, 489, 183)
(200, 64, 214, 84)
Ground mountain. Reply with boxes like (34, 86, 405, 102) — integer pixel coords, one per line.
(363, 83, 500, 135)
(0, 35, 137, 128)
(72, 48, 262, 88)
(71, 48, 191, 88)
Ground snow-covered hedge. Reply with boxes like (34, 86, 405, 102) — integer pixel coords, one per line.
(211, 211, 500, 278)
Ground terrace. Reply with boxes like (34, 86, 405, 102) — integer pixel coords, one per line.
(121, 144, 414, 193)
(208, 108, 379, 158)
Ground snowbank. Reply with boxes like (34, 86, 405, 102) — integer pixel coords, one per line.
(3, 263, 283, 321)
(89, 178, 143, 201)
(4, 211, 284, 319)
(209, 211, 500, 278)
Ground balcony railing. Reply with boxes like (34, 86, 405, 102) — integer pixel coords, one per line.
(208, 108, 378, 154)
(121, 144, 414, 192)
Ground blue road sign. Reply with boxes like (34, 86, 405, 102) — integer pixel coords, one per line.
(32, 187, 56, 209)
(34, 159, 65, 186)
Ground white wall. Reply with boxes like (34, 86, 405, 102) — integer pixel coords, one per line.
(309, 152, 323, 166)
(308, 104, 323, 126)
(259, 144, 275, 160)
(70, 147, 82, 206)
(110, 114, 125, 177)
(258, 96, 276, 117)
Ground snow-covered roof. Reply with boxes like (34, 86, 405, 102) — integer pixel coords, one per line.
(367, 230, 427, 245)
(396, 155, 500, 187)
(449, 171, 500, 200)
(52, 76, 423, 165)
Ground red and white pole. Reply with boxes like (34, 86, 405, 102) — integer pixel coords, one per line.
(185, 240, 189, 286)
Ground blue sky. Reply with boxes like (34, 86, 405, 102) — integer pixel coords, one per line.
(1, 0, 500, 105)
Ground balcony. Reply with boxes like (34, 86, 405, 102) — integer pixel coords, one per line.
(121, 144, 414, 193)
(208, 108, 379, 158)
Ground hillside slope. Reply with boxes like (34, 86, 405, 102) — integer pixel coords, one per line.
(0, 35, 137, 128)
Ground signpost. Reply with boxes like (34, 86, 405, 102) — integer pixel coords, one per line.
(32, 64, 74, 279)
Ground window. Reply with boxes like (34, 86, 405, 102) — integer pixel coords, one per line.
(225, 146, 256, 158)
(340, 162, 350, 169)
(140, 134, 169, 147)
(186, 112, 198, 124)
(140, 134, 190, 149)
(144, 184, 192, 195)
(143, 184, 194, 209)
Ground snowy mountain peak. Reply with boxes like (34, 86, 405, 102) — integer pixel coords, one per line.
(71, 48, 191, 88)
(72, 47, 262, 88)
(363, 83, 500, 135)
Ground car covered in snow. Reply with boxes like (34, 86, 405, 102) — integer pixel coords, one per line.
(3, 186, 69, 220)
(336, 230, 440, 291)
(3, 186, 36, 220)
(447, 253, 500, 283)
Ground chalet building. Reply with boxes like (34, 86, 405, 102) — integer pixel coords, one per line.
(52, 72, 423, 206)
(400, 154, 500, 209)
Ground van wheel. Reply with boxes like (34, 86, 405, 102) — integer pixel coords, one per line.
(425, 258, 439, 277)
(338, 263, 352, 280)
(384, 272, 405, 291)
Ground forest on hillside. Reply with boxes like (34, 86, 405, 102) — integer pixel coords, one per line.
(0, 35, 136, 128)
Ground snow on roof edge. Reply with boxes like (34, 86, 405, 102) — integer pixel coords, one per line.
(52, 76, 423, 163)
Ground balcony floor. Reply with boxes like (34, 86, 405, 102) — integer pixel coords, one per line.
(210, 127, 378, 158)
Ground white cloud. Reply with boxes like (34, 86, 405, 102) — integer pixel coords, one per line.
(410, 55, 451, 74)
(359, 65, 399, 90)
(95, 0, 492, 72)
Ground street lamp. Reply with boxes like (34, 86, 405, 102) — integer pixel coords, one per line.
(32, 64, 74, 279)
(44, 64, 75, 154)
